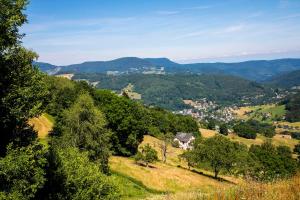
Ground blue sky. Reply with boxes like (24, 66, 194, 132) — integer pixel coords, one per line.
(22, 0, 300, 65)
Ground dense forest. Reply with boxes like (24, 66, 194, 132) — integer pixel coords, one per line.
(74, 73, 276, 110)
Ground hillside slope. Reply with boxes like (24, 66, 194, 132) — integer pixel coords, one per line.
(75, 73, 275, 110)
(266, 69, 300, 88)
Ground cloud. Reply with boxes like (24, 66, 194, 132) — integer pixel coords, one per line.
(216, 24, 245, 34)
(278, 13, 300, 20)
(155, 10, 180, 15)
(184, 5, 212, 10)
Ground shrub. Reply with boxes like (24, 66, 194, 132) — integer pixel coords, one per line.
(134, 144, 158, 167)
(291, 132, 300, 140)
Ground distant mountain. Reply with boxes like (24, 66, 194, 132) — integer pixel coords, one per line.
(265, 69, 300, 88)
(33, 61, 59, 75)
(35, 57, 300, 81)
(61, 57, 156, 73)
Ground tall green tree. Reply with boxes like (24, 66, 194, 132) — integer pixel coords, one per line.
(55, 93, 111, 174)
(0, 0, 48, 155)
(93, 90, 150, 156)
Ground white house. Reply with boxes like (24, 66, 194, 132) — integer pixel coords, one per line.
(174, 132, 195, 150)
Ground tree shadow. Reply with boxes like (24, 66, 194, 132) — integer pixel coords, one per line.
(177, 165, 236, 184)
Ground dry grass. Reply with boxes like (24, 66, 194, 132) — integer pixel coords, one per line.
(233, 106, 252, 119)
(140, 135, 184, 166)
(28, 113, 53, 139)
(146, 174, 300, 200)
(199, 128, 298, 150)
(200, 128, 216, 138)
(110, 156, 234, 193)
(277, 121, 300, 128)
(54, 73, 74, 80)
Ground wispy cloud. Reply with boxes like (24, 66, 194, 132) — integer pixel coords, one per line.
(155, 10, 180, 15)
(216, 24, 245, 34)
(278, 13, 300, 20)
(184, 5, 212, 10)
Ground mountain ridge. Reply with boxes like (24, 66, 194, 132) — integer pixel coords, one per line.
(35, 57, 300, 81)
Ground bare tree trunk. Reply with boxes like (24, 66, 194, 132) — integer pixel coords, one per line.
(162, 141, 167, 163)
(214, 168, 219, 179)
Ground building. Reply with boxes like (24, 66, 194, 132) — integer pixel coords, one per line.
(174, 132, 195, 150)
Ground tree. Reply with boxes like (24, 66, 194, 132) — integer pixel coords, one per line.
(190, 135, 248, 179)
(249, 141, 297, 181)
(219, 124, 228, 135)
(47, 147, 119, 200)
(158, 132, 173, 163)
(93, 90, 150, 156)
(54, 93, 111, 174)
(233, 122, 257, 139)
(0, 0, 48, 155)
(134, 144, 158, 167)
(0, 143, 47, 199)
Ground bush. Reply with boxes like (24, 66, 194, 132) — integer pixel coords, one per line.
(0, 143, 47, 199)
(219, 124, 228, 135)
(50, 147, 120, 200)
(233, 122, 257, 139)
(134, 144, 158, 167)
(171, 140, 180, 148)
(291, 132, 300, 140)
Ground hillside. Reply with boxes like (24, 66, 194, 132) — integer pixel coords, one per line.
(73, 73, 275, 110)
(266, 69, 300, 88)
(35, 58, 300, 81)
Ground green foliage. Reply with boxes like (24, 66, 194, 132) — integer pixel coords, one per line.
(285, 92, 300, 122)
(187, 136, 248, 178)
(219, 124, 228, 135)
(45, 76, 92, 118)
(148, 107, 199, 134)
(291, 132, 300, 140)
(233, 120, 275, 139)
(93, 90, 150, 156)
(233, 122, 257, 139)
(54, 93, 111, 174)
(207, 120, 216, 130)
(134, 144, 158, 167)
(77, 73, 274, 110)
(47, 147, 120, 200)
(0, 143, 47, 200)
(0, 0, 48, 155)
(249, 141, 297, 181)
(93, 90, 199, 156)
(294, 143, 300, 155)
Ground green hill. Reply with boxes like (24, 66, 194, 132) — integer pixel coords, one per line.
(74, 73, 275, 110)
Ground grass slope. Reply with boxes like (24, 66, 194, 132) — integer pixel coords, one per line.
(28, 113, 54, 139)
(234, 104, 286, 122)
(110, 136, 238, 199)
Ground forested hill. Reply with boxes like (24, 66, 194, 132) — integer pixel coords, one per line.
(265, 69, 300, 88)
(73, 73, 275, 110)
(35, 58, 300, 82)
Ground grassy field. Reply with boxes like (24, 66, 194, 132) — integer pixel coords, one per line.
(234, 104, 286, 122)
(200, 128, 299, 150)
(111, 135, 300, 200)
(110, 135, 239, 199)
(146, 174, 300, 200)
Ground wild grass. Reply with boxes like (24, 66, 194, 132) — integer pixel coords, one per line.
(146, 174, 300, 200)
(28, 113, 54, 139)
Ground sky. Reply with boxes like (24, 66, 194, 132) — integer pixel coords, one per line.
(22, 0, 300, 65)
